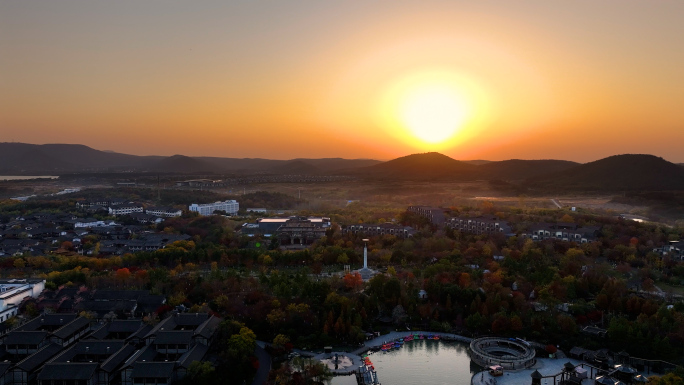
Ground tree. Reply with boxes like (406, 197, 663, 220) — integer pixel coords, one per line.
(458, 272, 471, 288)
(510, 315, 523, 332)
(648, 373, 684, 385)
(25, 302, 39, 317)
(273, 334, 291, 350)
(337, 253, 349, 264)
(290, 357, 333, 384)
(343, 272, 363, 290)
(559, 214, 574, 223)
(228, 327, 257, 360)
(13, 258, 26, 269)
(187, 361, 215, 380)
(392, 305, 407, 325)
(115, 268, 131, 281)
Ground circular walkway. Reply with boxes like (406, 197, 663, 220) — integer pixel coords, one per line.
(469, 337, 536, 370)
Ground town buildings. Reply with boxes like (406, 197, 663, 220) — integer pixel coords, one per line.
(145, 207, 182, 218)
(653, 240, 684, 260)
(342, 223, 416, 238)
(407, 206, 446, 226)
(239, 216, 332, 248)
(0, 279, 45, 323)
(277, 219, 328, 247)
(0, 211, 188, 257)
(0, 309, 218, 385)
(188, 200, 239, 216)
(108, 205, 144, 216)
(447, 215, 513, 235)
(521, 223, 600, 243)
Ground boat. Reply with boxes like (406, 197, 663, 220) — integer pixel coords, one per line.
(489, 365, 504, 377)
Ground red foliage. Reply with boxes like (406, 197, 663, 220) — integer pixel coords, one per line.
(587, 310, 603, 322)
(115, 268, 131, 281)
(156, 305, 173, 317)
(343, 272, 363, 290)
(545, 344, 557, 354)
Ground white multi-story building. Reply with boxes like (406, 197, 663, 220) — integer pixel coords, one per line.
(108, 204, 144, 216)
(0, 279, 46, 322)
(189, 200, 239, 216)
(146, 207, 182, 218)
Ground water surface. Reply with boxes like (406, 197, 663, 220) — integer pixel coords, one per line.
(330, 340, 478, 385)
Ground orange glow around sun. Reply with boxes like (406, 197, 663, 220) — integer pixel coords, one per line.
(377, 70, 492, 151)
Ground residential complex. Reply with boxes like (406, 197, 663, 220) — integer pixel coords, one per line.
(0, 308, 218, 385)
(342, 223, 416, 238)
(108, 205, 144, 216)
(447, 215, 513, 235)
(145, 207, 182, 218)
(521, 222, 600, 243)
(188, 200, 239, 216)
(407, 206, 446, 226)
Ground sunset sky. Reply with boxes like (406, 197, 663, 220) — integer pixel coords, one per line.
(1, 1, 683, 162)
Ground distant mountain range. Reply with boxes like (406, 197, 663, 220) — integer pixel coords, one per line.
(352, 152, 477, 180)
(349, 152, 684, 192)
(526, 154, 684, 191)
(0, 143, 380, 175)
(2, 143, 683, 192)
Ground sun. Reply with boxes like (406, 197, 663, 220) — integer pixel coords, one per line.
(399, 84, 469, 143)
(377, 70, 485, 150)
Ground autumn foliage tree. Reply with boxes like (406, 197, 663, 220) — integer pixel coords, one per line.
(115, 268, 131, 281)
(343, 272, 362, 291)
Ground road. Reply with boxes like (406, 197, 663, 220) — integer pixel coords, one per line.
(251, 344, 272, 385)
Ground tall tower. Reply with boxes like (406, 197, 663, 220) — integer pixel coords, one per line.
(362, 239, 369, 269)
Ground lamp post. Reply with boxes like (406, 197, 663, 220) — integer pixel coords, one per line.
(362, 239, 369, 270)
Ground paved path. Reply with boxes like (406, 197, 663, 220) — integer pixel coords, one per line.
(251, 344, 272, 385)
(551, 199, 562, 209)
(471, 358, 587, 385)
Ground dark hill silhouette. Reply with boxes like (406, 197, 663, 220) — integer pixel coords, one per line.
(0, 143, 160, 173)
(152, 155, 225, 174)
(295, 158, 381, 171)
(354, 152, 477, 180)
(0, 142, 380, 175)
(462, 160, 492, 165)
(199, 157, 381, 173)
(0, 147, 73, 173)
(199, 157, 282, 172)
(527, 154, 684, 191)
(478, 159, 579, 181)
(271, 160, 322, 175)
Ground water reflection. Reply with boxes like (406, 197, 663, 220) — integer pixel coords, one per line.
(329, 341, 479, 385)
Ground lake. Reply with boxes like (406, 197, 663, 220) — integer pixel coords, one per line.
(0, 175, 59, 180)
(330, 340, 479, 385)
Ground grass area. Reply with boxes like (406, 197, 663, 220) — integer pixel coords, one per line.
(657, 282, 684, 296)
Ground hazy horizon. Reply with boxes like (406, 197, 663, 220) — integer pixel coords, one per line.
(2, 1, 683, 162)
(4, 141, 684, 165)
